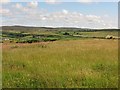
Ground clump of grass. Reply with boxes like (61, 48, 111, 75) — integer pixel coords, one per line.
(92, 63, 107, 72)
(10, 45, 19, 49)
(36, 44, 47, 48)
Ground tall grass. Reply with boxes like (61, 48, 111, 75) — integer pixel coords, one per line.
(2, 39, 118, 88)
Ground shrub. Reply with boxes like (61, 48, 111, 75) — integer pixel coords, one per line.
(63, 32, 70, 35)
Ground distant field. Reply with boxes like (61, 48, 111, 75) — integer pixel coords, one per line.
(2, 39, 118, 88)
(1, 26, 119, 43)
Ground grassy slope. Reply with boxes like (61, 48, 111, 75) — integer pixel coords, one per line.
(2, 39, 118, 88)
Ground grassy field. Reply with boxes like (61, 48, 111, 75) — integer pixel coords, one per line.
(2, 39, 118, 88)
(2, 26, 119, 43)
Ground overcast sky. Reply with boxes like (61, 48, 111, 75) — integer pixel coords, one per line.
(0, 0, 119, 29)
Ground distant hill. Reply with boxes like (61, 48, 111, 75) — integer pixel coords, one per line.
(1, 25, 119, 32)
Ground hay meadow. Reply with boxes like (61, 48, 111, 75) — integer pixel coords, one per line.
(2, 38, 118, 88)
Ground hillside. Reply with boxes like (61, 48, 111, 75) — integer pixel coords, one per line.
(1, 26, 119, 32)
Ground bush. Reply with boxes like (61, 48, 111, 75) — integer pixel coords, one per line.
(63, 32, 70, 35)
(15, 38, 39, 43)
(27, 39, 39, 43)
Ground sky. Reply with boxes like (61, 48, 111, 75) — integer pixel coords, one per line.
(0, 0, 119, 29)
